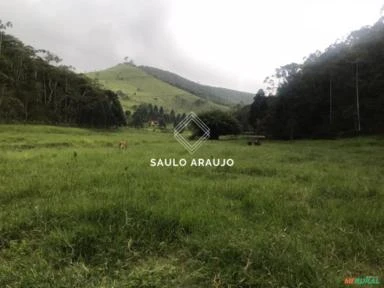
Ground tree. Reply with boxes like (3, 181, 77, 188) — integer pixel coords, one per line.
(131, 104, 148, 128)
(0, 20, 12, 56)
(153, 105, 159, 117)
(249, 89, 268, 134)
(194, 110, 241, 140)
(169, 109, 175, 123)
(232, 104, 251, 132)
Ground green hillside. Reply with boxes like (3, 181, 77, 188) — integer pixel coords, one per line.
(87, 63, 229, 114)
(140, 66, 254, 105)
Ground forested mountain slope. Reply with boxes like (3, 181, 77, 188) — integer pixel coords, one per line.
(246, 17, 384, 139)
(0, 22, 126, 128)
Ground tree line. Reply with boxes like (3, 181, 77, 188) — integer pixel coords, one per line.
(128, 103, 187, 128)
(0, 20, 126, 128)
(243, 17, 384, 139)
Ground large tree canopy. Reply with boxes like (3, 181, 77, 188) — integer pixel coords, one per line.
(195, 110, 241, 140)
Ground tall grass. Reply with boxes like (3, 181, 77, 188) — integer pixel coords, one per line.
(0, 125, 383, 287)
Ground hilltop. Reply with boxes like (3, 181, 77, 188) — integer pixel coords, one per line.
(87, 63, 230, 114)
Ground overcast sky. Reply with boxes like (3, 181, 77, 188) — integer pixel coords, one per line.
(1, 0, 383, 92)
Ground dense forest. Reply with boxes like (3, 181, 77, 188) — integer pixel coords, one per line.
(140, 66, 254, 105)
(244, 16, 384, 139)
(0, 20, 126, 128)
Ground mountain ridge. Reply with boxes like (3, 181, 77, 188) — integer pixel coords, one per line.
(140, 65, 254, 105)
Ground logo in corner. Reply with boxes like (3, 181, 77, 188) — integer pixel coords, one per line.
(174, 112, 210, 154)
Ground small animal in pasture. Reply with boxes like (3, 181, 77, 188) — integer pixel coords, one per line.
(118, 140, 128, 150)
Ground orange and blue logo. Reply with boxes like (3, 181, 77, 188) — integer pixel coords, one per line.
(344, 276, 380, 285)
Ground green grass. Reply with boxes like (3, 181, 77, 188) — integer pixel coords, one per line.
(87, 64, 229, 113)
(0, 124, 383, 287)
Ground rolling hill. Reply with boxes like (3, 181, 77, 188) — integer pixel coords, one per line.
(87, 63, 229, 114)
(140, 66, 254, 105)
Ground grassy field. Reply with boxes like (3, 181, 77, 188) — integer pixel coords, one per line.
(0, 124, 383, 287)
(87, 64, 229, 113)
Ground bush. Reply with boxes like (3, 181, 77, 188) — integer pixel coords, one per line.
(194, 110, 241, 140)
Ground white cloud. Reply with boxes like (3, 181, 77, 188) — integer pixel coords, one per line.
(1, 0, 383, 92)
